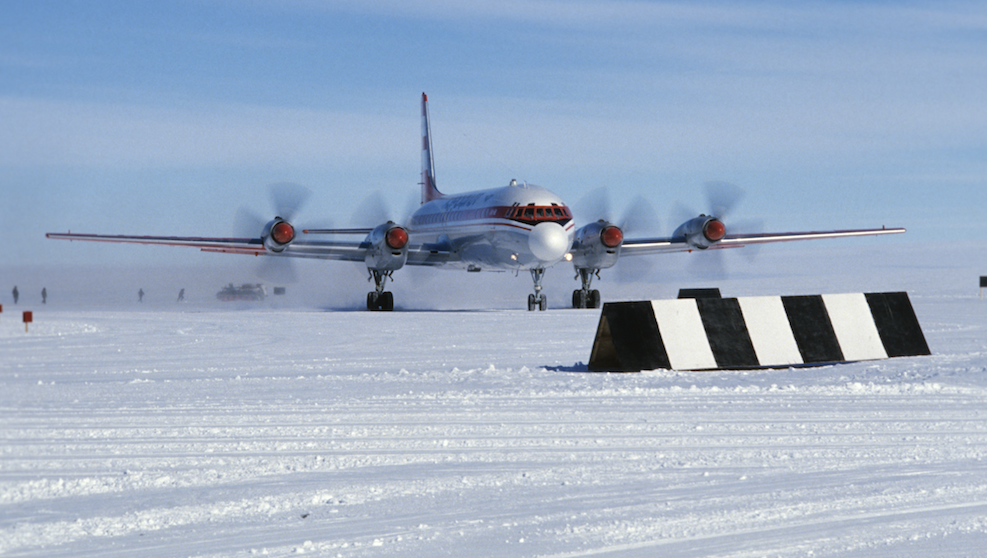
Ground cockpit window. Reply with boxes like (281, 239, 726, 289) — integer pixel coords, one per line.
(507, 204, 572, 226)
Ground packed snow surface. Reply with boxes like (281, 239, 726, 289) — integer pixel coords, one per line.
(3, 242, 987, 557)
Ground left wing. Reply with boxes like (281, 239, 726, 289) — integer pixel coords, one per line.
(45, 230, 456, 265)
(619, 226, 906, 256)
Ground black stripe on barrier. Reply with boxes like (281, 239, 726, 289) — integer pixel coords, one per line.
(782, 295, 844, 363)
(696, 298, 760, 368)
(588, 302, 670, 372)
(865, 292, 930, 357)
(678, 288, 722, 299)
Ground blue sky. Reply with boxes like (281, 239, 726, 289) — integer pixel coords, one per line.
(2, 0, 986, 267)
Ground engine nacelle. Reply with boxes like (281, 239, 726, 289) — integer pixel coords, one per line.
(569, 220, 623, 270)
(364, 222, 409, 271)
(673, 215, 726, 250)
(262, 217, 296, 253)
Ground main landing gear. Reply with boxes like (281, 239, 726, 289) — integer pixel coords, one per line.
(572, 267, 602, 309)
(527, 268, 548, 311)
(367, 269, 395, 311)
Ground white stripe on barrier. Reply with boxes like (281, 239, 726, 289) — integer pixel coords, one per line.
(651, 299, 718, 370)
(736, 296, 803, 366)
(822, 293, 888, 361)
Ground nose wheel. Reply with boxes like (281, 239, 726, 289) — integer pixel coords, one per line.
(528, 293, 547, 311)
(527, 268, 548, 311)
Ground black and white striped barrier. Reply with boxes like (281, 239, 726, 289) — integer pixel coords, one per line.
(588, 292, 930, 372)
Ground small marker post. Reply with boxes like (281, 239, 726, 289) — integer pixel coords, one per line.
(981, 276, 987, 299)
(23, 311, 32, 332)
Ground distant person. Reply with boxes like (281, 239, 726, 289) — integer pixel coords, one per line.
(41, 288, 47, 304)
(138, 288, 144, 303)
(177, 288, 185, 302)
(12, 286, 18, 304)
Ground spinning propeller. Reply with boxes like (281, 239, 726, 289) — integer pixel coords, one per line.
(674, 181, 764, 278)
(234, 182, 313, 283)
(572, 187, 661, 281)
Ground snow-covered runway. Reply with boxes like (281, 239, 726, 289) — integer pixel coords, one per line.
(3, 288, 987, 557)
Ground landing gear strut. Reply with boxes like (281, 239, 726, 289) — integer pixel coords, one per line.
(527, 268, 548, 311)
(572, 267, 602, 309)
(367, 269, 395, 311)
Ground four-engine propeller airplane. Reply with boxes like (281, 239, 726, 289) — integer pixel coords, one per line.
(48, 93, 905, 311)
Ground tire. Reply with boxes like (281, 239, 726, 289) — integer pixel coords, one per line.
(527, 294, 536, 311)
(381, 291, 394, 311)
(573, 290, 586, 309)
(539, 294, 547, 311)
(367, 292, 378, 311)
(589, 289, 601, 309)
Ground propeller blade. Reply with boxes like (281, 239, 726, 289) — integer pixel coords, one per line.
(350, 191, 392, 227)
(687, 250, 728, 280)
(672, 201, 697, 230)
(269, 182, 311, 221)
(573, 187, 614, 224)
(726, 217, 765, 262)
(256, 256, 298, 284)
(615, 195, 661, 283)
(705, 181, 744, 219)
(620, 195, 660, 237)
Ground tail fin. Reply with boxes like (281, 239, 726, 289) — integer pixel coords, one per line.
(421, 92, 442, 204)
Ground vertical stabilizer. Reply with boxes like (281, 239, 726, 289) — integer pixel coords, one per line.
(421, 92, 442, 204)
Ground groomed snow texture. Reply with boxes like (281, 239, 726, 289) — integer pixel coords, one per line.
(3, 243, 987, 557)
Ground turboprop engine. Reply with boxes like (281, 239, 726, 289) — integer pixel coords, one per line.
(673, 215, 726, 250)
(569, 220, 624, 270)
(262, 217, 296, 253)
(364, 222, 410, 270)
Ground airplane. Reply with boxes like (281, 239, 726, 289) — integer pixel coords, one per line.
(47, 93, 905, 311)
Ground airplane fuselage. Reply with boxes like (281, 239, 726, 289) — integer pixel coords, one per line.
(408, 181, 575, 271)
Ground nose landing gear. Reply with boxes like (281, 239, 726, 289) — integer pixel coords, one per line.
(527, 268, 548, 311)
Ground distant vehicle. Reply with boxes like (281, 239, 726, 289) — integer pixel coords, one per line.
(48, 93, 905, 311)
(216, 283, 266, 302)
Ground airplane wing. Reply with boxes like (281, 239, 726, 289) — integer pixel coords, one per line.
(45, 231, 456, 265)
(619, 227, 906, 256)
(45, 232, 269, 254)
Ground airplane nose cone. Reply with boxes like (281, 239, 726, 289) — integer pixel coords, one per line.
(528, 222, 569, 262)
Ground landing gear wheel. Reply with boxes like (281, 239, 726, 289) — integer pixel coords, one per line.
(573, 289, 587, 309)
(367, 291, 395, 311)
(380, 291, 394, 311)
(539, 294, 547, 311)
(589, 289, 601, 309)
(528, 294, 536, 311)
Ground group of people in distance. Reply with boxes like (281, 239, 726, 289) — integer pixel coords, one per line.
(10, 286, 186, 304)
(10, 286, 45, 304)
